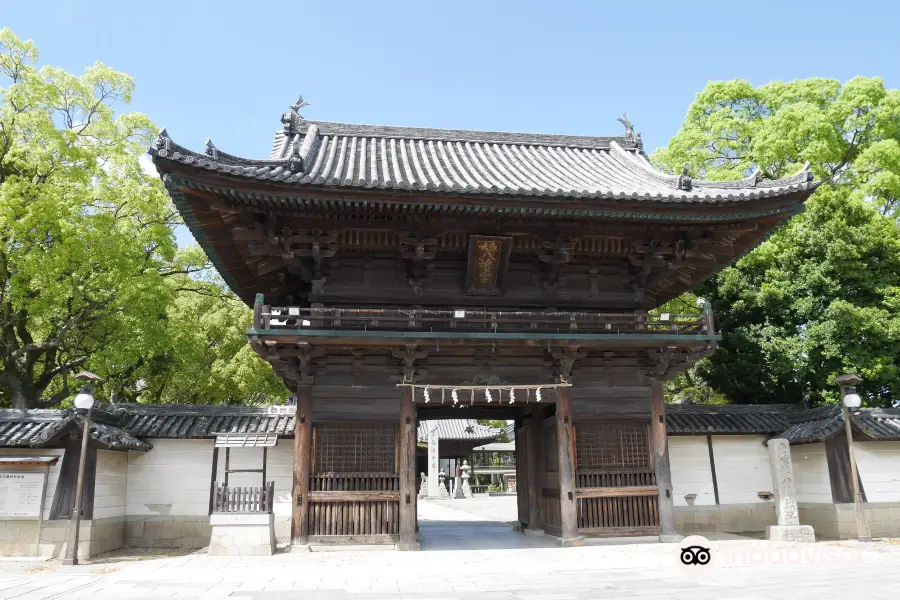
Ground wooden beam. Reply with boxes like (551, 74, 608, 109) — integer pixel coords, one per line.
(527, 411, 542, 530)
(291, 387, 312, 545)
(651, 381, 677, 539)
(706, 434, 720, 505)
(575, 486, 658, 498)
(556, 387, 577, 541)
(309, 491, 400, 502)
(398, 385, 418, 550)
(515, 420, 527, 528)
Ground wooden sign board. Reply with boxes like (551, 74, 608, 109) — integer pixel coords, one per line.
(464, 235, 512, 296)
(0, 472, 44, 517)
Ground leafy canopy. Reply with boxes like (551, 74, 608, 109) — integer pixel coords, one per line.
(654, 77, 900, 406)
(0, 28, 287, 408)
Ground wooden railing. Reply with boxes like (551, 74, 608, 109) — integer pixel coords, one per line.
(251, 296, 714, 336)
(473, 456, 516, 469)
(213, 482, 275, 514)
(307, 472, 401, 540)
(575, 470, 660, 535)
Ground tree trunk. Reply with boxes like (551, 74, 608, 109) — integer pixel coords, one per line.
(1, 368, 40, 410)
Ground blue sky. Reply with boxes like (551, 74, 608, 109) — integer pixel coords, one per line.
(6, 0, 900, 245)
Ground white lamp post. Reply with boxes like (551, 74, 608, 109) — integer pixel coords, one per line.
(62, 371, 102, 566)
(835, 373, 871, 542)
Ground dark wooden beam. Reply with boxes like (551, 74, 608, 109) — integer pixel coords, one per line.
(706, 434, 719, 506)
(651, 381, 677, 539)
(527, 411, 543, 530)
(291, 387, 312, 545)
(398, 386, 418, 550)
(556, 387, 578, 541)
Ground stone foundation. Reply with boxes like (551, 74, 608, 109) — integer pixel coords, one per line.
(208, 513, 276, 556)
(123, 514, 290, 549)
(0, 517, 124, 558)
(675, 504, 776, 534)
(799, 502, 900, 539)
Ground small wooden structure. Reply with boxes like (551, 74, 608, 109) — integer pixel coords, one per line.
(152, 99, 818, 547)
(211, 432, 277, 514)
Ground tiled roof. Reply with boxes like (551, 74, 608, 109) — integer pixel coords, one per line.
(117, 404, 295, 439)
(666, 403, 802, 435)
(778, 406, 900, 444)
(3, 404, 896, 448)
(417, 419, 501, 443)
(151, 119, 817, 203)
(0, 409, 151, 451)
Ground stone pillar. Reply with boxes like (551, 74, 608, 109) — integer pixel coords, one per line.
(291, 386, 312, 546)
(766, 438, 815, 542)
(427, 421, 440, 498)
(556, 387, 581, 545)
(398, 386, 419, 550)
(650, 381, 680, 542)
(418, 473, 428, 499)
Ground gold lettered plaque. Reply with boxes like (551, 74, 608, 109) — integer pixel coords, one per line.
(464, 235, 512, 296)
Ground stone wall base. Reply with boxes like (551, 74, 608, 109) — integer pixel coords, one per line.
(767, 525, 815, 542)
(123, 514, 290, 549)
(0, 517, 124, 558)
(675, 504, 776, 534)
(208, 513, 276, 556)
(799, 502, 900, 540)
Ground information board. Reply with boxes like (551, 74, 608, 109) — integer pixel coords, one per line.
(0, 472, 45, 517)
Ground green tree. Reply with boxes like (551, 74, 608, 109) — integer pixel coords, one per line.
(0, 28, 285, 408)
(477, 419, 510, 442)
(0, 28, 188, 408)
(133, 274, 289, 405)
(654, 77, 900, 406)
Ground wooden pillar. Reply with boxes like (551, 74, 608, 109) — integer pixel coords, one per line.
(527, 410, 543, 530)
(291, 386, 312, 545)
(556, 387, 578, 542)
(651, 380, 678, 540)
(398, 386, 418, 550)
(515, 419, 527, 527)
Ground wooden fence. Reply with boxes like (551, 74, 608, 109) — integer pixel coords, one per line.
(307, 472, 401, 541)
(212, 482, 275, 513)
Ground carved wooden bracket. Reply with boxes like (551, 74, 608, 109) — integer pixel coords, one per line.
(399, 232, 437, 296)
(550, 346, 587, 382)
(536, 234, 578, 290)
(391, 344, 429, 383)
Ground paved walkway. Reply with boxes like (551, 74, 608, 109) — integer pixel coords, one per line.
(418, 496, 555, 550)
(0, 499, 898, 599)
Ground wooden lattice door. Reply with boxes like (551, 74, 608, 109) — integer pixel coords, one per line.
(573, 421, 660, 536)
(308, 423, 401, 540)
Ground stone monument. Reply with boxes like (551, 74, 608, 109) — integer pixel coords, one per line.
(766, 438, 815, 542)
(427, 421, 441, 498)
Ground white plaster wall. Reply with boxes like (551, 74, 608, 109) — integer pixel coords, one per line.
(710, 435, 773, 504)
(790, 442, 832, 503)
(94, 450, 127, 519)
(855, 441, 900, 502)
(126, 439, 213, 517)
(0, 448, 65, 520)
(669, 436, 716, 506)
(215, 443, 293, 518)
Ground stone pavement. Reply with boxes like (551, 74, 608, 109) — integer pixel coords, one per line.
(0, 498, 898, 599)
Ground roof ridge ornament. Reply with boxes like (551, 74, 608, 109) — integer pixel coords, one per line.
(288, 137, 303, 172)
(676, 163, 693, 192)
(281, 94, 310, 134)
(205, 138, 218, 161)
(155, 127, 171, 153)
(617, 113, 643, 152)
